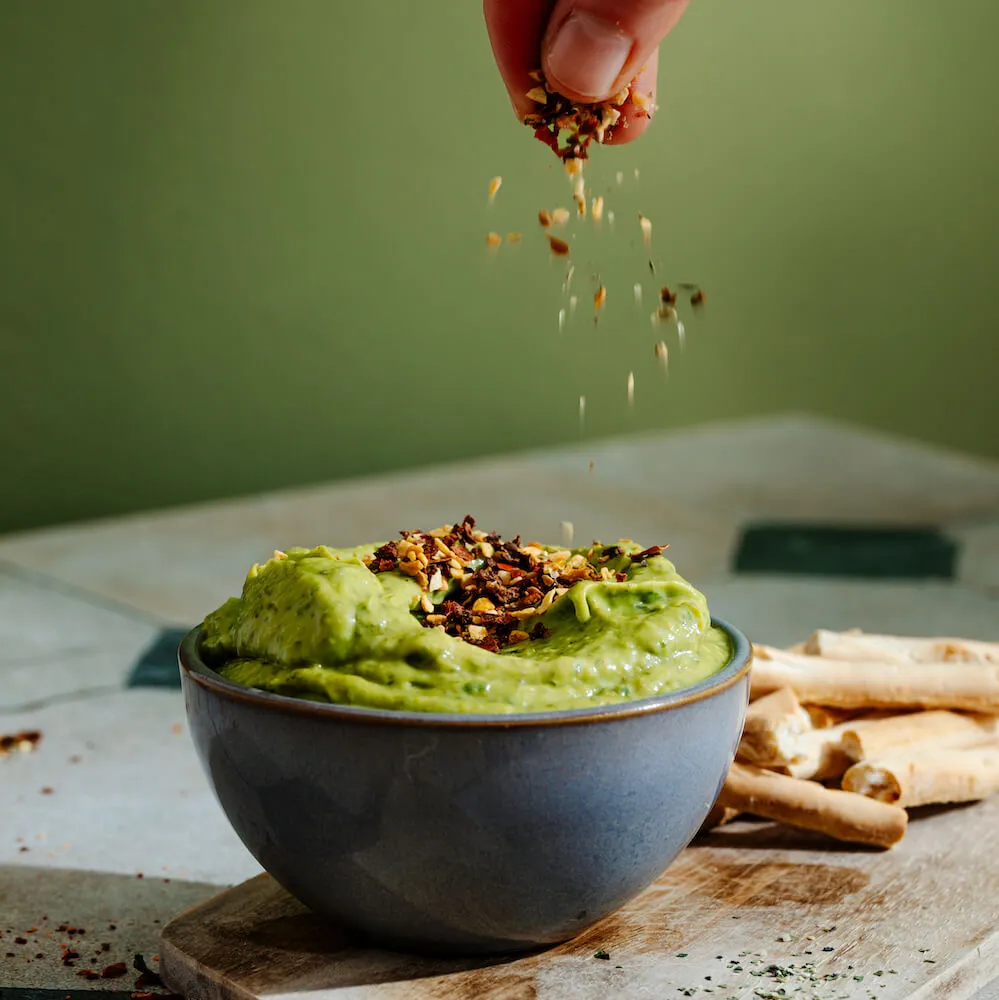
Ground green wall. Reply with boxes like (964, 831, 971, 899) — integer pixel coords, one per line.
(2, 1, 998, 534)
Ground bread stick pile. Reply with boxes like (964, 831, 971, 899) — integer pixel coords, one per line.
(705, 629, 999, 849)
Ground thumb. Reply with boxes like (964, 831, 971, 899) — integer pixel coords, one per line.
(541, 0, 688, 104)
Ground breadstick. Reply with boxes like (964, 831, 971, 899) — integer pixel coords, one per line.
(842, 710, 999, 762)
(751, 644, 999, 711)
(698, 802, 740, 834)
(716, 762, 907, 848)
(842, 746, 999, 807)
(804, 630, 999, 665)
(738, 688, 812, 765)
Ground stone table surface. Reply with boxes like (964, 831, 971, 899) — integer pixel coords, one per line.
(2, 414, 998, 998)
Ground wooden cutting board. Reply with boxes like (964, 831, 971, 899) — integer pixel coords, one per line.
(160, 797, 999, 1000)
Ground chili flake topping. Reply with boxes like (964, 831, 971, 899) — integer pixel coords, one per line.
(363, 516, 667, 653)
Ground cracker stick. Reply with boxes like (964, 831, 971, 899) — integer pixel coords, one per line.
(738, 687, 812, 765)
(804, 629, 999, 665)
(842, 746, 999, 807)
(698, 802, 741, 835)
(717, 762, 907, 848)
(750, 644, 999, 711)
(842, 710, 999, 762)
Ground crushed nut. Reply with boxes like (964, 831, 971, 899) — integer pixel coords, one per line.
(551, 207, 570, 226)
(547, 235, 570, 256)
(538, 208, 553, 227)
(591, 195, 604, 221)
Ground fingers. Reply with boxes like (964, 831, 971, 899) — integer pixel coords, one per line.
(483, 0, 556, 123)
(542, 0, 687, 104)
(483, 0, 687, 147)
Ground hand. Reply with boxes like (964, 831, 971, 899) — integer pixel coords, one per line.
(484, 0, 689, 146)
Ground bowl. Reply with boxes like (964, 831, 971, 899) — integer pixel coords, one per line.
(178, 618, 751, 955)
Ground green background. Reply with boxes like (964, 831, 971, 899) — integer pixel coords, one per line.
(2, 1, 997, 535)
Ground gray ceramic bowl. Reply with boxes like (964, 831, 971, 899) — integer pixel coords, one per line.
(179, 619, 750, 955)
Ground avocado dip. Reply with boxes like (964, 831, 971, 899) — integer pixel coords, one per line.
(201, 516, 730, 714)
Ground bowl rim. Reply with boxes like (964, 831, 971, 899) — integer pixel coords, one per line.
(179, 617, 751, 729)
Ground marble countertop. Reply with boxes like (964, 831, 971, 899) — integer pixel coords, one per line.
(2, 414, 998, 998)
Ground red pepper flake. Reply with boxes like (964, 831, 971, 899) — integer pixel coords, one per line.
(40, 787, 54, 795)
(18, 846, 29, 853)
(26, 927, 37, 933)
(101, 961, 129, 978)
(135, 872, 143, 879)
(77, 970, 102, 980)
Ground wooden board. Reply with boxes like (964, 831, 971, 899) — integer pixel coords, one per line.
(161, 796, 999, 1000)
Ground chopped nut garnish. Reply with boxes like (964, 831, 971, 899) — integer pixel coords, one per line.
(363, 516, 665, 652)
(551, 207, 570, 226)
(486, 232, 502, 248)
(538, 208, 553, 227)
(524, 70, 633, 161)
(547, 234, 570, 256)
(488, 176, 502, 199)
(591, 195, 604, 221)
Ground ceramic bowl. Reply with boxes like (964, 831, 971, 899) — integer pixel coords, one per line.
(178, 619, 750, 954)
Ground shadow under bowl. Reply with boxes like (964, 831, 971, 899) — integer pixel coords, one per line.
(178, 618, 751, 955)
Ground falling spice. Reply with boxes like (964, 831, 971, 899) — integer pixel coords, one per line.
(627, 371, 635, 407)
(551, 207, 570, 226)
(573, 176, 586, 217)
(678, 320, 687, 349)
(633, 283, 642, 305)
(654, 341, 669, 371)
(561, 521, 575, 546)
(638, 214, 653, 246)
(563, 263, 575, 292)
(578, 395, 586, 430)
(568, 295, 578, 317)
(615, 170, 624, 185)
(547, 235, 570, 257)
(538, 208, 553, 227)
(506, 232, 522, 244)
(594, 285, 607, 312)
(591, 195, 604, 221)
(487, 176, 502, 200)
(690, 289, 706, 307)
(558, 308, 565, 332)
(606, 210, 615, 226)
(660, 285, 677, 306)
(485, 232, 502, 248)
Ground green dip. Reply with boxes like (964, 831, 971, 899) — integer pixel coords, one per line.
(202, 537, 730, 714)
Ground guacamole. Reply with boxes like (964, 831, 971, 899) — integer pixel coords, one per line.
(202, 518, 730, 714)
